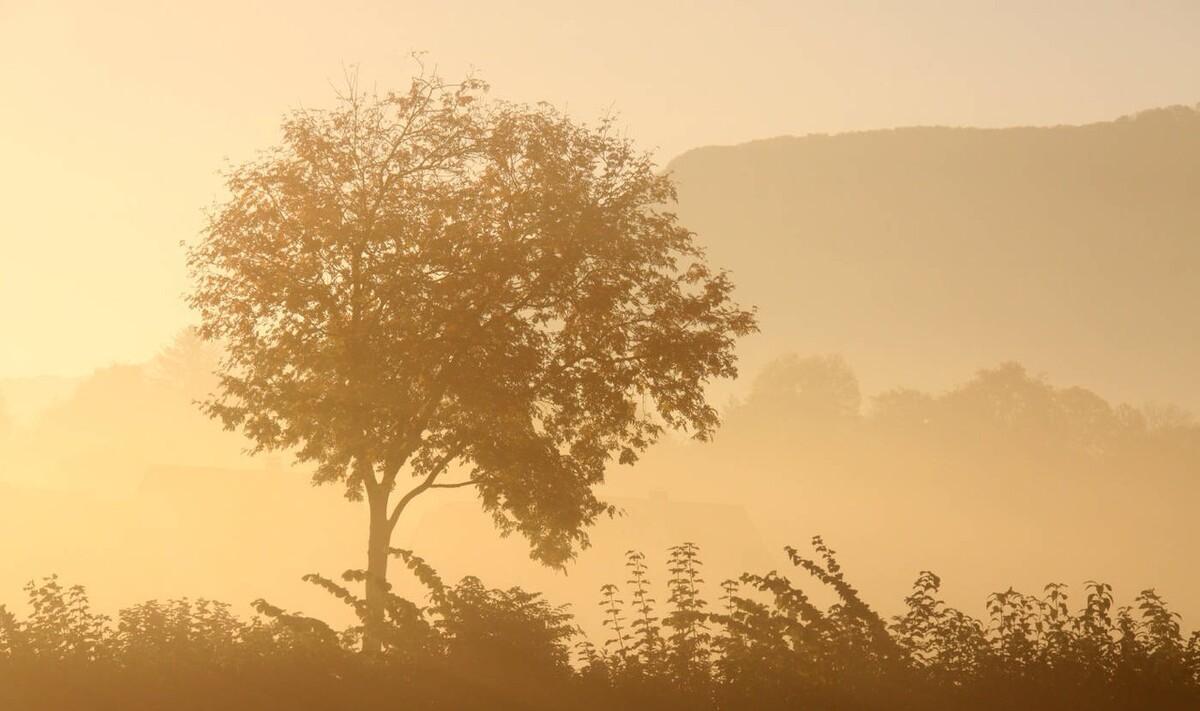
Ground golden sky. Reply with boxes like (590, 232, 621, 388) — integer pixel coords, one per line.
(2, 0, 1198, 376)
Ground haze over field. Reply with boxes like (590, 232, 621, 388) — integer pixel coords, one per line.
(4, 107, 1200, 633)
(1, 5, 1199, 707)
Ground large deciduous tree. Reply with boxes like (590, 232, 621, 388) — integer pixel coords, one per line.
(187, 70, 756, 652)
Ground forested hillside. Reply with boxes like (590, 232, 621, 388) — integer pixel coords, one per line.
(668, 105, 1200, 409)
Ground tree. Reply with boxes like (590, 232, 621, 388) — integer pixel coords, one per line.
(150, 327, 221, 398)
(186, 69, 756, 652)
(735, 354, 861, 427)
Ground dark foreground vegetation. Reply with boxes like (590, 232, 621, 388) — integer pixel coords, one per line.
(1, 539, 1196, 711)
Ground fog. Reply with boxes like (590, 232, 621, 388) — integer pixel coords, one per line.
(1, 5, 1198, 708)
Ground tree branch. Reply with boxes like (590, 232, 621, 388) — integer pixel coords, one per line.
(381, 376, 452, 490)
(386, 443, 466, 529)
(429, 478, 480, 489)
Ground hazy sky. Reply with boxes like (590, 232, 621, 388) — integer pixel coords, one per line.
(2, 0, 1198, 377)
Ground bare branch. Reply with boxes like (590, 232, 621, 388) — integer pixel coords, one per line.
(387, 443, 466, 529)
(429, 478, 480, 490)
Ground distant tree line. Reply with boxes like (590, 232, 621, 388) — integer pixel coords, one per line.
(2, 539, 1196, 710)
(665, 355, 1200, 512)
(728, 356, 1197, 453)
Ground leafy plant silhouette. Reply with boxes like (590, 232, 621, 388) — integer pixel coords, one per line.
(2, 539, 1198, 710)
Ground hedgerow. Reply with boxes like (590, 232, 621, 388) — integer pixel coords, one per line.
(1, 539, 1195, 710)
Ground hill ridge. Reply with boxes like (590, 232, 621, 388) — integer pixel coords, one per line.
(664, 102, 1200, 410)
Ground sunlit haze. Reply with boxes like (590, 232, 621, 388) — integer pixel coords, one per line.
(3, 0, 1199, 376)
(2, 4, 1199, 709)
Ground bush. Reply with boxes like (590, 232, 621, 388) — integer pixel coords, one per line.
(1, 540, 1196, 710)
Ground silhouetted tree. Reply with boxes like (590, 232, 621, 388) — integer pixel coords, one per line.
(149, 327, 221, 398)
(186, 68, 756, 652)
(734, 354, 861, 430)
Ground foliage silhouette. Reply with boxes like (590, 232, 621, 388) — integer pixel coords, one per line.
(185, 67, 755, 652)
(2, 539, 1197, 710)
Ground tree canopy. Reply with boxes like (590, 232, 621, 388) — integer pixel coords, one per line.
(186, 70, 756, 569)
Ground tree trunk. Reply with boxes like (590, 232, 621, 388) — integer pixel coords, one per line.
(363, 493, 391, 654)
